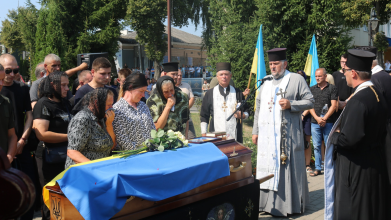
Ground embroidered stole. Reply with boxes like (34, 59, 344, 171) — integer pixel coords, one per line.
(213, 85, 238, 140)
(256, 71, 291, 191)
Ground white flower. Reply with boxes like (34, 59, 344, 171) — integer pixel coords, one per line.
(183, 140, 189, 146)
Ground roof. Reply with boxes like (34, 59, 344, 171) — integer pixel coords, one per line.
(119, 26, 202, 45)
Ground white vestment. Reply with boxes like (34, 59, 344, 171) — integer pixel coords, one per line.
(257, 72, 291, 191)
(212, 85, 237, 140)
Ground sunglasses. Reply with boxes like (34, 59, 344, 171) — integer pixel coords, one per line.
(5, 68, 19, 75)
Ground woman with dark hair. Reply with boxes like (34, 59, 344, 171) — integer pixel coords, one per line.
(65, 88, 115, 169)
(33, 71, 72, 219)
(146, 76, 189, 137)
(113, 73, 155, 150)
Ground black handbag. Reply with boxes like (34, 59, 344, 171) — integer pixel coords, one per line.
(43, 103, 72, 164)
(43, 143, 68, 164)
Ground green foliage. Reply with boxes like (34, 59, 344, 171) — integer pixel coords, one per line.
(206, 0, 258, 110)
(34, 0, 127, 74)
(127, 0, 167, 79)
(256, 0, 352, 74)
(1, 1, 39, 76)
(203, 0, 352, 112)
(341, 1, 391, 28)
(374, 32, 389, 53)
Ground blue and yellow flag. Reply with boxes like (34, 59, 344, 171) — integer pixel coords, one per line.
(250, 25, 266, 109)
(304, 35, 319, 87)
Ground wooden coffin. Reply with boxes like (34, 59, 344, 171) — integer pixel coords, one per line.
(47, 140, 271, 220)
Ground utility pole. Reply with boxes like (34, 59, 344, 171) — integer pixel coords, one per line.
(167, 0, 171, 62)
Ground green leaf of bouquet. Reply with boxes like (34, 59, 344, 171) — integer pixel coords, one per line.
(157, 129, 165, 137)
(158, 145, 165, 152)
(154, 138, 160, 143)
(151, 130, 157, 138)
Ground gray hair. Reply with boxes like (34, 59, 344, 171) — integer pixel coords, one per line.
(316, 68, 327, 75)
(161, 79, 174, 87)
(35, 62, 46, 79)
(0, 64, 3, 71)
(44, 54, 61, 64)
(373, 59, 378, 66)
(356, 70, 371, 80)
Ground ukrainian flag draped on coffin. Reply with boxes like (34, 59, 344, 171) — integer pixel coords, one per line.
(250, 25, 267, 110)
(304, 35, 319, 87)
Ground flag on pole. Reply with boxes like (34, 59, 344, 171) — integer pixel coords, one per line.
(250, 25, 266, 110)
(304, 35, 319, 87)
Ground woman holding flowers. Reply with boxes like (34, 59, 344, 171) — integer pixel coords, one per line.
(113, 73, 156, 150)
(146, 76, 189, 138)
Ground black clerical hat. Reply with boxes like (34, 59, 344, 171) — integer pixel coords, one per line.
(216, 62, 231, 72)
(267, 48, 287, 61)
(354, 46, 377, 60)
(346, 49, 376, 72)
(162, 62, 179, 72)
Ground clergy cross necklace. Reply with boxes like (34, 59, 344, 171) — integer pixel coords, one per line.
(222, 101, 228, 112)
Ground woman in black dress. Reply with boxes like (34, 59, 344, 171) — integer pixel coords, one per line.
(33, 71, 72, 219)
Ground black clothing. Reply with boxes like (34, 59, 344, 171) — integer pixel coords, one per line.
(0, 81, 32, 138)
(329, 86, 389, 220)
(332, 71, 353, 119)
(0, 95, 15, 154)
(33, 97, 72, 158)
(332, 71, 353, 101)
(309, 83, 338, 123)
(371, 70, 391, 117)
(200, 86, 248, 143)
(74, 84, 118, 106)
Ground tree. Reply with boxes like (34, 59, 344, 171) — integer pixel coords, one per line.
(127, 0, 167, 79)
(1, 1, 39, 78)
(126, 0, 206, 80)
(34, 0, 127, 78)
(341, 0, 391, 65)
(255, 0, 352, 73)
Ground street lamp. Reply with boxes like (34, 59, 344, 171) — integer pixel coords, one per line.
(368, 8, 379, 46)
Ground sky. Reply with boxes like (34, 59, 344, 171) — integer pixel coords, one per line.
(0, 0, 204, 37)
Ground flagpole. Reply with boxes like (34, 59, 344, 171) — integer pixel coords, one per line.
(245, 72, 252, 99)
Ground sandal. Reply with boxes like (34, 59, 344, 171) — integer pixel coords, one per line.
(310, 170, 321, 177)
(306, 165, 312, 173)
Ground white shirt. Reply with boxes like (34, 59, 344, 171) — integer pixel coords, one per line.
(385, 62, 391, 71)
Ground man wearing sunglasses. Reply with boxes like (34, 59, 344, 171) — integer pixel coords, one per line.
(0, 53, 36, 219)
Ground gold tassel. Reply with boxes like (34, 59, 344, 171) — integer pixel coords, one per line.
(369, 86, 379, 102)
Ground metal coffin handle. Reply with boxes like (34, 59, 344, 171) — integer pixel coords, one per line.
(229, 162, 246, 172)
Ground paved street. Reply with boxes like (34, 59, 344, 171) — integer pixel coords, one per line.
(259, 172, 325, 220)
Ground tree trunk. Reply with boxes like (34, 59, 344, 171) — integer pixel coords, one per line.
(154, 60, 160, 80)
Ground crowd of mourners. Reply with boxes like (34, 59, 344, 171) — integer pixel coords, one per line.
(1, 48, 391, 219)
(0, 54, 193, 220)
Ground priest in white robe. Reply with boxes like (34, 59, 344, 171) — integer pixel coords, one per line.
(200, 62, 249, 143)
(252, 48, 314, 216)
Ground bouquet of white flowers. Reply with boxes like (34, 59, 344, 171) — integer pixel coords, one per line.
(116, 129, 189, 158)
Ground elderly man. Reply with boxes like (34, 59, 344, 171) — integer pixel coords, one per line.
(200, 62, 249, 142)
(325, 49, 389, 219)
(30, 54, 88, 109)
(252, 48, 314, 216)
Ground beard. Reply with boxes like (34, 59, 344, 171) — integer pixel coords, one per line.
(272, 69, 285, 79)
